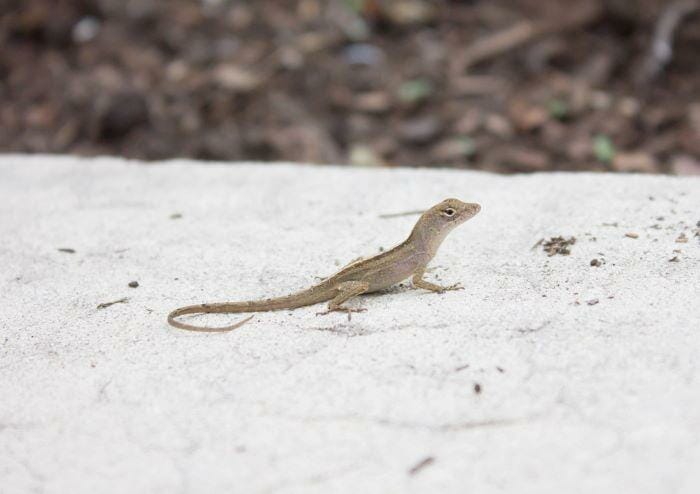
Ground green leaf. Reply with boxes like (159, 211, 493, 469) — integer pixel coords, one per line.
(397, 79, 433, 103)
(593, 135, 615, 163)
(344, 0, 366, 12)
(547, 99, 569, 120)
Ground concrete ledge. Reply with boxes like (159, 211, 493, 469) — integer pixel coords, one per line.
(1, 155, 699, 493)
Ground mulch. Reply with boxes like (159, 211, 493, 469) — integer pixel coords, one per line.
(1, 0, 700, 173)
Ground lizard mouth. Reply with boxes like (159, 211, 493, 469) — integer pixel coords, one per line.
(461, 202, 481, 219)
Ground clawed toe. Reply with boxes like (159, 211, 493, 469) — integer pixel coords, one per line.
(435, 283, 464, 294)
(316, 307, 366, 320)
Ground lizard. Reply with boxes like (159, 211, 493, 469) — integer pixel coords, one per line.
(167, 198, 481, 332)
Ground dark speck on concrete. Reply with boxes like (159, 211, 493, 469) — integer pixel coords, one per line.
(408, 456, 435, 476)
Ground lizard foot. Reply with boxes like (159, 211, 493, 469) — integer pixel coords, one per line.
(428, 282, 465, 294)
(440, 282, 464, 293)
(316, 307, 367, 321)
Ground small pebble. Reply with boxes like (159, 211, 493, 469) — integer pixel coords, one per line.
(625, 232, 639, 239)
(128, 281, 139, 288)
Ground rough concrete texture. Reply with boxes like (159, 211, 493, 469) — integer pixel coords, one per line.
(1, 155, 699, 494)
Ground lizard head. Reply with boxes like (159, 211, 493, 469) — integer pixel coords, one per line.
(432, 198, 481, 226)
(408, 198, 481, 250)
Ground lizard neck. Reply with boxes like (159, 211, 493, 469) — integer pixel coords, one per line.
(406, 216, 450, 261)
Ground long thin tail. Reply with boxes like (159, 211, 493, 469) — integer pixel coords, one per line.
(166, 288, 329, 332)
(167, 304, 256, 332)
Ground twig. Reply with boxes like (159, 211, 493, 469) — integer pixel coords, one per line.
(457, 21, 539, 71)
(451, 75, 510, 96)
(97, 297, 129, 310)
(453, 2, 602, 73)
(378, 209, 425, 219)
(636, 0, 700, 84)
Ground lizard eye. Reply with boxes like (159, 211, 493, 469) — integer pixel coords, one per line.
(442, 208, 456, 217)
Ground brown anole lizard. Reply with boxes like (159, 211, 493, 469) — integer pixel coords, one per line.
(167, 198, 481, 332)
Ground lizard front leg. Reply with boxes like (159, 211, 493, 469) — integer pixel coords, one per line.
(316, 280, 369, 319)
(411, 267, 463, 294)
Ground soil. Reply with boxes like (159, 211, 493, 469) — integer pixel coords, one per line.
(541, 236, 576, 256)
(2, 0, 700, 173)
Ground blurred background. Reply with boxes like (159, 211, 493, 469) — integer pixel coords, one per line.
(1, 0, 699, 173)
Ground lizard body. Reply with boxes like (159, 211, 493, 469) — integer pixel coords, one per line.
(167, 198, 480, 332)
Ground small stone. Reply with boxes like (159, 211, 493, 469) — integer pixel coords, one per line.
(590, 258, 601, 267)
(612, 152, 657, 173)
(625, 232, 639, 239)
(384, 0, 436, 26)
(587, 299, 599, 306)
(128, 281, 139, 288)
(485, 114, 513, 138)
(501, 147, 549, 171)
(473, 383, 482, 394)
(57, 248, 76, 254)
(294, 31, 328, 53)
(671, 156, 700, 176)
(669, 256, 680, 262)
(166, 60, 189, 82)
(278, 47, 304, 70)
(453, 109, 483, 134)
(590, 91, 612, 110)
(212, 64, 260, 92)
(398, 116, 441, 144)
(348, 144, 386, 167)
(72, 16, 101, 43)
(617, 97, 640, 118)
(343, 43, 385, 66)
(509, 99, 548, 130)
(354, 91, 391, 113)
(676, 233, 688, 243)
(431, 137, 475, 161)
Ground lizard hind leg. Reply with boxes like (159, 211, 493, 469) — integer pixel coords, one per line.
(316, 280, 370, 320)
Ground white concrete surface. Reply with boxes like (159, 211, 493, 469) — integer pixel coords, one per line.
(1, 155, 699, 494)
